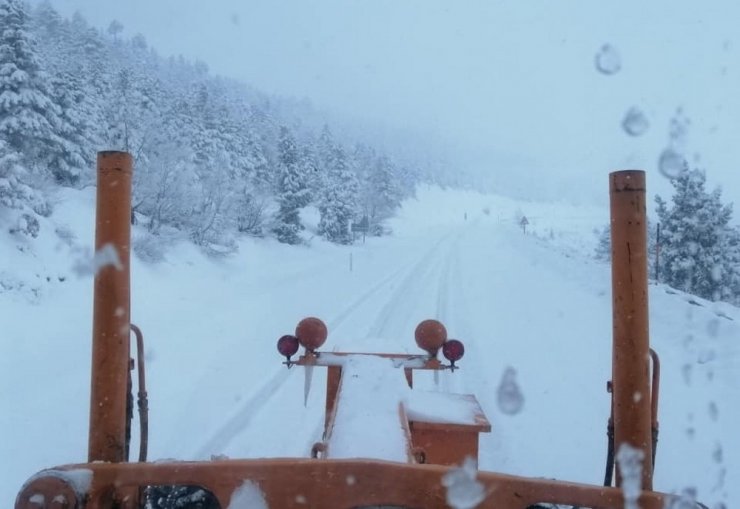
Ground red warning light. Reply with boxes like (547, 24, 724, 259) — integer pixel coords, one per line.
(277, 335, 300, 358)
(442, 339, 464, 363)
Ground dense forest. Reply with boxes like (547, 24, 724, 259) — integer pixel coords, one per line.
(0, 0, 433, 255)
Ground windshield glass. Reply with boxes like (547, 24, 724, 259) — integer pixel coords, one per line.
(1, 1, 736, 508)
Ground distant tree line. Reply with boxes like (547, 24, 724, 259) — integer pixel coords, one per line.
(0, 0, 420, 251)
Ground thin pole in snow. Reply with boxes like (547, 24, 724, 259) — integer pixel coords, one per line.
(655, 223, 661, 283)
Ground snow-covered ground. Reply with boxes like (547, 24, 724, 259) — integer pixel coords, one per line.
(1, 185, 736, 507)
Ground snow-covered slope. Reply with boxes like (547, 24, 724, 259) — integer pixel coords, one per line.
(1, 185, 736, 507)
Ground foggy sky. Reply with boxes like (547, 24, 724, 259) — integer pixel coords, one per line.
(43, 0, 740, 208)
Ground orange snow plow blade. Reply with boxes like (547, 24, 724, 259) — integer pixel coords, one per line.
(17, 459, 672, 509)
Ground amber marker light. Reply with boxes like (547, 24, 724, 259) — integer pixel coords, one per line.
(414, 319, 447, 356)
(295, 317, 328, 352)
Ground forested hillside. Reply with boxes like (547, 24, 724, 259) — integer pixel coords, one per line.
(0, 0, 425, 254)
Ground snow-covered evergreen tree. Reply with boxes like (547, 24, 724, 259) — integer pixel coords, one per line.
(298, 143, 319, 203)
(716, 226, 740, 304)
(318, 144, 359, 244)
(31, 1, 68, 71)
(317, 124, 335, 171)
(245, 104, 278, 193)
(107, 19, 123, 41)
(0, 0, 66, 176)
(655, 169, 740, 301)
(364, 154, 402, 235)
(46, 71, 99, 185)
(0, 138, 44, 215)
(272, 126, 308, 244)
(104, 68, 160, 156)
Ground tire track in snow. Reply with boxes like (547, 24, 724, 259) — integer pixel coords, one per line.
(432, 225, 509, 469)
(432, 231, 460, 393)
(360, 229, 464, 394)
(435, 231, 458, 323)
(366, 232, 458, 340)
(193, 231, 458, 458)
(442, 230, 491, 396)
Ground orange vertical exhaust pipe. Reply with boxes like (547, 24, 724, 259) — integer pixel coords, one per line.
(609, 170, 653, 490)
(88, 151, 133, 463)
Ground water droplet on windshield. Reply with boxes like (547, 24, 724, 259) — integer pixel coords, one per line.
(595, 44, 621, 75)
(497, 367, 524, 415)
(698, 349, 716, 364)
(658, 148, 687, 179)
(712, 442, 723, 464)
(622, 107, 649, 136)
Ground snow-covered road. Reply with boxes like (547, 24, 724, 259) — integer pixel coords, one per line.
(1, 187, 736, 507)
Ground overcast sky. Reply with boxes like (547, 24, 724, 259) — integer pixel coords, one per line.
(43, 0, 740, 207)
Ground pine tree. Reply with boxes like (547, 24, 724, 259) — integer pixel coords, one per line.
(245, 104, 278, 193)
(655, 169, 739, 301)
(317, 124, 335, 171)
(31, 1, 68, 71)
(318, 144, 359, 244)
(0, 0, 66, 172)
(716, 226, 740, 303)
(104, 68, 161, 157)
(107, 20, 123, 41)
(299, 143, 319, 203)
(365, 154, 402, 235)
(46, 71, 98, 185)
(272, 126, 308, 244)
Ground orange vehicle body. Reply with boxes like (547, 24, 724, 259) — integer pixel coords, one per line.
(15, 156, 684, 509)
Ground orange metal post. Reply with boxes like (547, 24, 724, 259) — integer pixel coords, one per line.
(609, 170, 653, 489)
(88, 151, 133, 463)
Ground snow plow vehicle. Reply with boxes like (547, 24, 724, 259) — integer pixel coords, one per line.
(15, 151, 699, 508)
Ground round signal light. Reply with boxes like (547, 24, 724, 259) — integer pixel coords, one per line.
(414, 319, 447, 355)
(295, 317, 328, 351)
(277, 335, 300, 358)
(442, 339, 465, 363)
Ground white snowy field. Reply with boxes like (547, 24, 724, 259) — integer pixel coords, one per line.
(1, 185, 737, 508)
